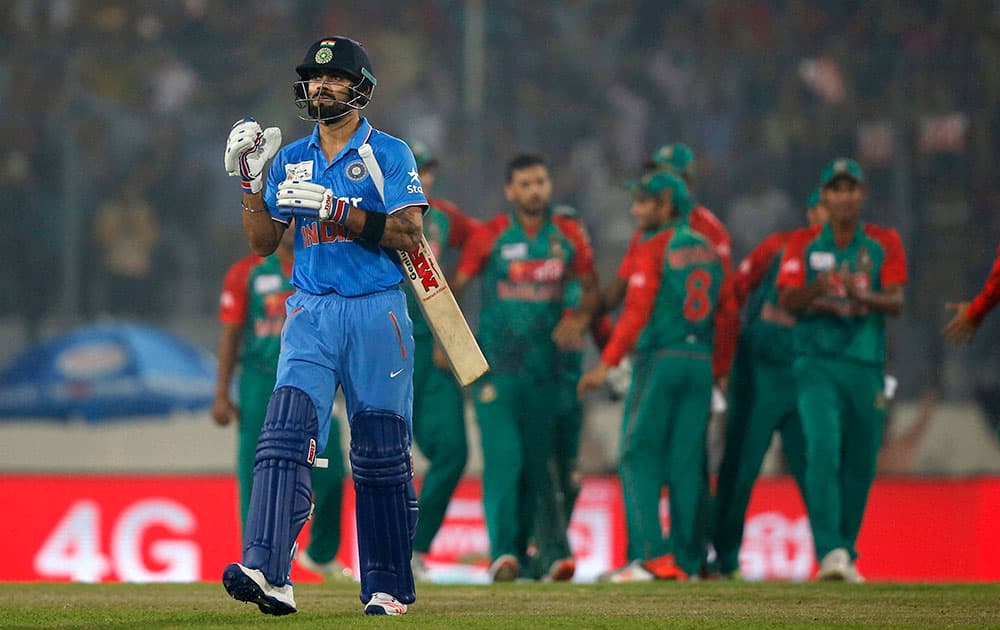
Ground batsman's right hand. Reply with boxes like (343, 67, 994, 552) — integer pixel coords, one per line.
(224, 117, 281, 194)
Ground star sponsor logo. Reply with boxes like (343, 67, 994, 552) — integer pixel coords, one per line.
(408, 168, 420, 183)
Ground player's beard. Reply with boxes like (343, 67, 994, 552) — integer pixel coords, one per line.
(308, 97, 352, 123)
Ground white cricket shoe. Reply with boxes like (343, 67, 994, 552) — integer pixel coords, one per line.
(488, 554, 520, 582)
(297, 549, 354, 581)
(598, 560, 655, 583)
(816, 548, 851, 581)
(411, 551, 432, 583)
(364, 592, 408, 616)
(222, 563, 297, 615)
(845, 561, 866, 584)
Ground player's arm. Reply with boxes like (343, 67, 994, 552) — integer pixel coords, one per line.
(578, 236, 664, 395)
(553, 219, 601, 349)
(242, 193, 287, 256)
(213, 322, 243, 427)
(601, 276, 629, 314)
(943, 243, 1000, 343)
(843, 228, 907, 316)
(736, 233, 785, 307)
(712, 272, 740, 386)
(344, 204, 424, 251)
(213, 260, 252, 427)
(224, 118, 284, 256)
(777, 229, 832, 313)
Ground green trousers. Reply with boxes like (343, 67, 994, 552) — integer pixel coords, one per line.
(552, 371, 582, 526)
(793, 355, 885, 561)
(620, 352, 713, 576)
(474, 372, 570, 575)
(238, 367, 345, 563)
(713, 342, 807, 573)
(411, 336, 468, 554)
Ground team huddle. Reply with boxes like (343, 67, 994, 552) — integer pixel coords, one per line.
(213, 33, 997, 617)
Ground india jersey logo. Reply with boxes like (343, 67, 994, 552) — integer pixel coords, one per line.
(346, 160, 368, 181)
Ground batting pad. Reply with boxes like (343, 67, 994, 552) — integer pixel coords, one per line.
(243, 386, 318, 586)
(350, 409, 418, 604)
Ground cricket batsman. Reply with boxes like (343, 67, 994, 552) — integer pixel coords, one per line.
(220, 35, 427, 616)
(777, 158, 906, 582)
(711, 189, 828, 578)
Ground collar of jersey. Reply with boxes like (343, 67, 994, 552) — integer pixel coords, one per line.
(818, 220, 864, 248)
(307, 117, 374, 161)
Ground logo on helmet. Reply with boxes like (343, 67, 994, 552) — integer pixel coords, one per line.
(315, 45, 334, 64)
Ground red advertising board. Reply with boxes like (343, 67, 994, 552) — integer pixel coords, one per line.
(1, 474, 997, 583)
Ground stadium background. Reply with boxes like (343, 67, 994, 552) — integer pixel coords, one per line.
(1, 1, 998, 583)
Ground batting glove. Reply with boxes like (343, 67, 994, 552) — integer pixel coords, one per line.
(224, 117, 281, 194)
(276, 180, 350, 223)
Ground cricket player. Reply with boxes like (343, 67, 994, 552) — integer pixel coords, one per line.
(711, 189, 828, 578)
(777, 158, 906, 582)
(221, 36, 427, 616)
(454, 153, 600, 582)
(579, 171, 738, 582)
(598, 144, 734, 577)
(405, 141, 480, 581)
(213, 227, 350, 580)
(942, 242, 1000, 344)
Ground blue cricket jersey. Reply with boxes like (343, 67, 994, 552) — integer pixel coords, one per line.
(264, 118, 428, 297)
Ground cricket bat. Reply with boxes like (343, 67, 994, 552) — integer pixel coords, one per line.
(358, 143, 489, 386)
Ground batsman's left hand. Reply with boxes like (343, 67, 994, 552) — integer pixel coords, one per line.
(224, 117, 281, 194)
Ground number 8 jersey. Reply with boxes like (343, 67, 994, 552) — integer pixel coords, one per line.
(602, 221, 737, 379)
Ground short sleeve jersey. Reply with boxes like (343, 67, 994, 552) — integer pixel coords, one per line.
(777, 222, 907, 365)
(263, 119, 428, 297)
(405, 197, 480, 338)
(458, 211, 595, 376)
(219, 254, 295, 374)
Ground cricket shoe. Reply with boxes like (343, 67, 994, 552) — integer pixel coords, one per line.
(816, 548, 851, 581)
(488, 554, 520, 582)
(364, 592, 408, 616)
(222, 563, 297, 615)
(542, 557, 576, 582)
(845, 561, 866, 584)
(598, 560, 654, 583)
(297, 549, 354, 582)
(642, 554, 688, 581)
(411, 552, 432, 583)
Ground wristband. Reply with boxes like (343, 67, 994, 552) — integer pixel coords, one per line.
(360, 210, 387, 243)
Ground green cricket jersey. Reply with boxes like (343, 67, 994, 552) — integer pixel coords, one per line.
(220, 253, 294, 374)
(458, 209, 596, 376)
(776, 222, 907, 365)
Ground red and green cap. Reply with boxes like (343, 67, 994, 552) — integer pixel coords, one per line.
(651, 143, 696, 179)
(819, 158, 865, 188)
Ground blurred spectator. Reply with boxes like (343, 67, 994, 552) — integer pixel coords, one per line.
(93, 176, 161, 319)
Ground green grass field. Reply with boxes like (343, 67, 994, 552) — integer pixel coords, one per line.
(2, 582, 999, 628)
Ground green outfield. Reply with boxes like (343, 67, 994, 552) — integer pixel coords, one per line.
(2, 582, 998, 628)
